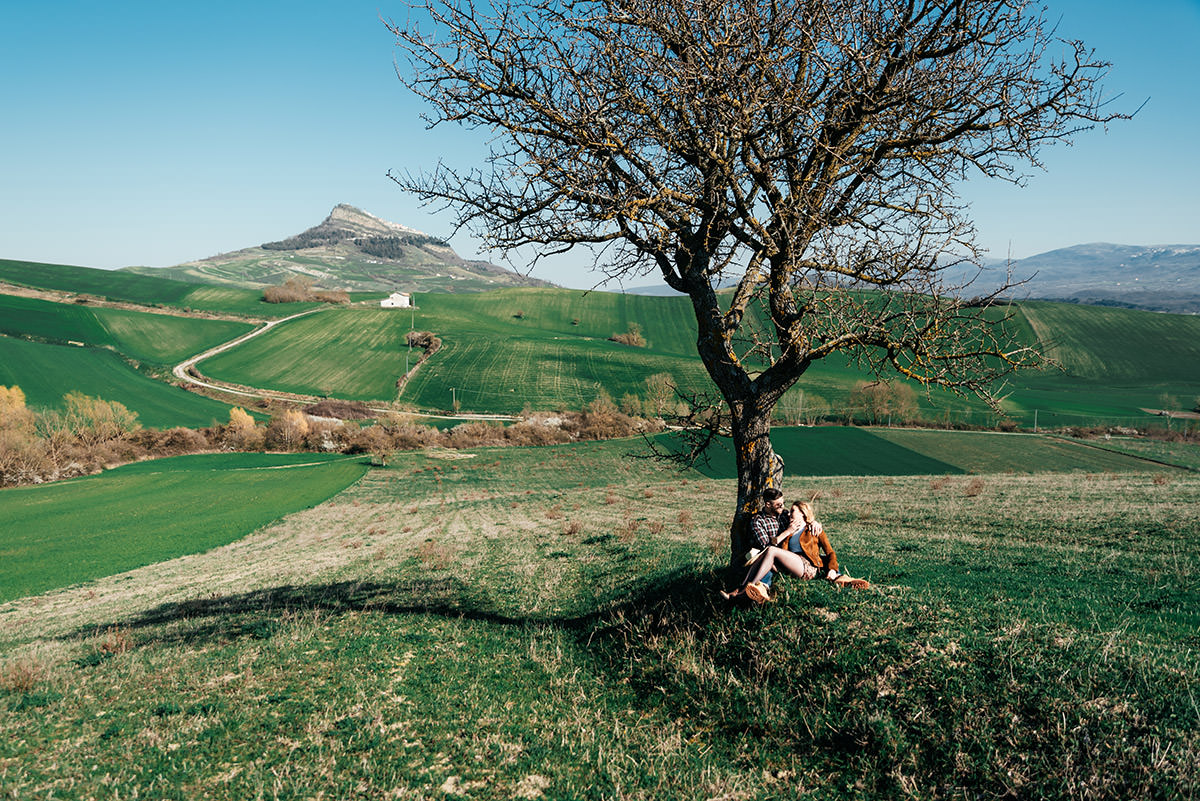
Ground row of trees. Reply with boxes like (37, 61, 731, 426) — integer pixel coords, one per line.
(261, 276, 350, 304)
(0, 384, 662, 488)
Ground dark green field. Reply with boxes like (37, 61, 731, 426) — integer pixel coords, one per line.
(0, 453, 368, 603)
(656, 425, 1180, 479)
(0, 336, 239, 429)
(0, 294, 252, 365)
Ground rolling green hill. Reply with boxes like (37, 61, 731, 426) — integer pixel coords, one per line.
(0, 336, 237, 429)
(195, 287, 1200, 426)
(0, 452, 368, 603)
(198, 290, 715, 410)
(3, 258, 1198, 428)
(0, 258, 321, 317)
(0, 294, 252, 365)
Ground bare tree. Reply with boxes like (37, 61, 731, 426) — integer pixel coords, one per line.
(388, 0, 1121, 568)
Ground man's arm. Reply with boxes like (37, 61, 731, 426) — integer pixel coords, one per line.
(772, 509, 802, 546)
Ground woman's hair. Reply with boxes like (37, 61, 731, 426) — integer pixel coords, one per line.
(793, 501, 816, 525)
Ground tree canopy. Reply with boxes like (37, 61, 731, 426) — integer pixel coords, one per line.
(389, 0, 1121, 564)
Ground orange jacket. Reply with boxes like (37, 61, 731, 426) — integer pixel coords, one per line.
(796, 522, 839, 573)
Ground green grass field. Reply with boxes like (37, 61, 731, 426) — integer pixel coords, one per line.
(0, 453, 368, 603)
(0, 335, 241, 429)
(1071, 435, 1200, 470)
(0, 294, 253, 365)
(0, 259, 318, 318)
(192, 287, 1200, 427)
(198, 292, 717, 409)
(656, 425, 1180, 479)
(0, 440, 1194, 799)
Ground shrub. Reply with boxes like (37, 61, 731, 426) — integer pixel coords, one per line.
(224, 407, 265, 451)
(504, 420, 571, 446)
(447, 421, 508, 448)
(609, 323, 646, 347)
(61, 392, 140, 445)
(265, 409, 310, 450)
(153, 427, 211, 455)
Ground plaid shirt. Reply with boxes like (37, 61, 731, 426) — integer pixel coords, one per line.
(748, 511, 789, 550)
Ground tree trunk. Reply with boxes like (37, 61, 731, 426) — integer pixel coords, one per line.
(727, 399, 784, 581)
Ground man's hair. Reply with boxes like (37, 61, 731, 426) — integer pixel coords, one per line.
(762, 488, 783, 502)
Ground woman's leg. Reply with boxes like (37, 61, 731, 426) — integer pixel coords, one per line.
(763, 547, 819, 581)
(741, 546, 791, 587)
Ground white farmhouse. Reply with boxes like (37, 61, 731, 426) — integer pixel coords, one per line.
(380, 292, 412, 309)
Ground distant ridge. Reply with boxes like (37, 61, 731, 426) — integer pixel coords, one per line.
(122, 204, 554, 294)
(994, 243, 1200, 313)
(625, 243, 1200, 313)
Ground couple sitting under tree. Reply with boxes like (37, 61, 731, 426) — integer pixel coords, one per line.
(722, 488, 870, 604)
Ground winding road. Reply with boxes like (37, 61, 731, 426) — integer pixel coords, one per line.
(171, 307, 518, 422)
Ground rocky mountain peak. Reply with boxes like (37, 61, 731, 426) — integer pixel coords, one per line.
(324, 204, 424, 238)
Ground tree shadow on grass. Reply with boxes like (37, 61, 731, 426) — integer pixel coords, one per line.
(61, 565, 729, 649)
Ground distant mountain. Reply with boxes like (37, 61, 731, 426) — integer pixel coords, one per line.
(993, 244, 1200, 313)
(626, 243, 1200, 313)
(122, 204, 554, 294)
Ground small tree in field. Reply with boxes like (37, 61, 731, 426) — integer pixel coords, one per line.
(390, 0, 1121, 568)
(225, 406, 265, 451)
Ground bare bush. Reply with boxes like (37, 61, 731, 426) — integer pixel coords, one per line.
(265, 409, 310, 450)
(447, 421, 508, 448)
(609, 323, 646, 348)
(223, 406, 265, 451)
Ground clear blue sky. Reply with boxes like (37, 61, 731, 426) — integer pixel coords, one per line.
(1, 0, 1197, 289)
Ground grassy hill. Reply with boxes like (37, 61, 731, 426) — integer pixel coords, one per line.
(3, 257, 1199, 429)
(198, 290, 715, 409)
(0, 453, 368, 603)
(1, 440, 1194, 798)
(0, 294, 252, 366)
(0, 258, 323, 318)
(195, 287, 1200, 427)
(0, 336, 239, 429)
(0, 292, 259, 427)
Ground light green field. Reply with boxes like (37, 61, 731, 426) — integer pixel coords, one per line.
(1055, 435, 1200, 471)
(998, 301, 1200, 427)
(0, 453, 368, 603)
(0, 335, 239, 429)
(0, 293, 253, 365)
